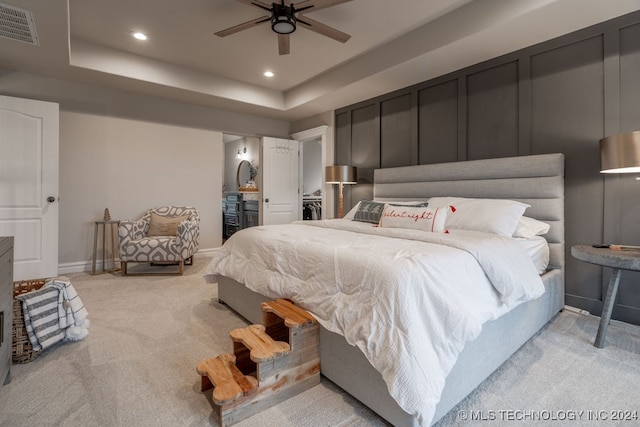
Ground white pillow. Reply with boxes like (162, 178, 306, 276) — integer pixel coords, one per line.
(343, 202, 361, 220)
(427, 197, 529, 237)
(378, 205, 448, 232)
(375, 200, 429, 206)
(513, 216, 550, 238)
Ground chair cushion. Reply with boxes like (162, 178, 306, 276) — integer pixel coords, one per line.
(123, 236, 180, 261)
(147, 213, 189, 236)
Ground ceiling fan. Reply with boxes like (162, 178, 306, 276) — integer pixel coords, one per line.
(215, 0, 353, 55)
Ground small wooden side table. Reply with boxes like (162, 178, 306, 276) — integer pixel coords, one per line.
(92, 220, 120, 274)
(571, 244, 640, 348)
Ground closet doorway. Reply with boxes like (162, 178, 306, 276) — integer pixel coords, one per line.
(292, 125, 329, 222)
(301, 138, 323, 220)
(222, 126, 328, 229)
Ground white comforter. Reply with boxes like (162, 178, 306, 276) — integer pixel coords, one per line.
(204, 219, 544, 426)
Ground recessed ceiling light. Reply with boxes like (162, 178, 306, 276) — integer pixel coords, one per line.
(264, 71, 274, 78)
(132, 32, 148, 41)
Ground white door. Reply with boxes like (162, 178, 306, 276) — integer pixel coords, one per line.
(0, 95, 59, 280)
(261, 137, 300, 225)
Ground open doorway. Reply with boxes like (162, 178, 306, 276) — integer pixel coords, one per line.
(222, 126, 328, 235)
(222, 134, 260, 240)
(301, 137, 323, 220)
(292, 125, 329, 221)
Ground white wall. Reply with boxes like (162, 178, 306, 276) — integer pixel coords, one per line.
(0, 69, 292, 272)
(59, 112, 222, 270)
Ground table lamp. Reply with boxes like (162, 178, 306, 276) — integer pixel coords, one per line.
(600, 131, 640, 173)
(599, 130, 640, 251)
(325, 165, 357, 218)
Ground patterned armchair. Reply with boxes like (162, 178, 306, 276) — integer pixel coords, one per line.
(118, 206, 200, 275)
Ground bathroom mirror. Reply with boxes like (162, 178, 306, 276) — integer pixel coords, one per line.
(236, 160, 253, 190)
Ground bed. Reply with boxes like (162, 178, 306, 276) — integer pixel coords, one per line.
(204, 153, 565, 426)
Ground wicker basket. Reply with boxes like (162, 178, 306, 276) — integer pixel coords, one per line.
(12, 278, 48, 364)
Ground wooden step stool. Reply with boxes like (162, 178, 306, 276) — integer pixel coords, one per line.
(196, 299, 320, 426)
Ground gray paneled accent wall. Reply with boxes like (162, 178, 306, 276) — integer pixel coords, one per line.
(467, 61, 519, 160)
(350, 104, 379, 208)
(381, 93, 413, 168)
(530, 35, 605, 313)
(418, 80, 458, 164)
(334, 10, 640, 326)
(614, 21, 640, 322)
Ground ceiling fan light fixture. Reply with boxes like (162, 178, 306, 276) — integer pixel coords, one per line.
(272, 14, 296, 35)
(215, 0, 352, 55)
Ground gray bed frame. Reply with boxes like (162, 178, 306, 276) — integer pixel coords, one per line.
(217, 153, 565, 426)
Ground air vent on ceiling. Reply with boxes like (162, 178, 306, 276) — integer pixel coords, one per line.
(0, 2, 39, 46)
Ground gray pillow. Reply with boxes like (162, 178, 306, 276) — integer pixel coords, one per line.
(353, 200, 386, 224)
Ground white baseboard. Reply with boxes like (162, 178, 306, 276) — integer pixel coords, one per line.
(58, 260, 93, 275)
(58, 248, 218, 275)
(195, 248, 218, 256)
(563, 305, 591, 316)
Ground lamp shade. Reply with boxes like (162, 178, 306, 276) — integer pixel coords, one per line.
(600, 131, 640, 173)
(325, 165, 357, 184)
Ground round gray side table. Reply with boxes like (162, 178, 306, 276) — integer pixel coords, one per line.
(571, 245, 640, 348)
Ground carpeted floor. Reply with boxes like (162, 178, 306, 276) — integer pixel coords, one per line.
(1, 256, 639, 426)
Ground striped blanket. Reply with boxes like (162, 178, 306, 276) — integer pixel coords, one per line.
(16, 277, 89, 351)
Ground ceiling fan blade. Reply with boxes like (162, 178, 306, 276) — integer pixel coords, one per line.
(278, 34, 290, 55)
(294, 0, 354, 13)
(234, 0, 273, 12)
(215, 16, 270, 37)
(297, 15, 351, 43)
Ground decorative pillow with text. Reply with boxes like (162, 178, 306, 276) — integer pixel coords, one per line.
(346, 200, 429, 221)
(378, 205, 448, 232)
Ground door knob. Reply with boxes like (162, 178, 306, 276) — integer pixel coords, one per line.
(264, 198, 269, 203)
(47, 196, 56, 203)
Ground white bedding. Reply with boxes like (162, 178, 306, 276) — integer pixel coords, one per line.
(514, 235, 550, 274)
(204, 219, 545, 426)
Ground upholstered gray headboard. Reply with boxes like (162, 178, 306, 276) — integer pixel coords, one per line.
(373, 153, 565, 270)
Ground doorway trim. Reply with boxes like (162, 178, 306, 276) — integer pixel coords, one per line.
(291, 125, 332, 219)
